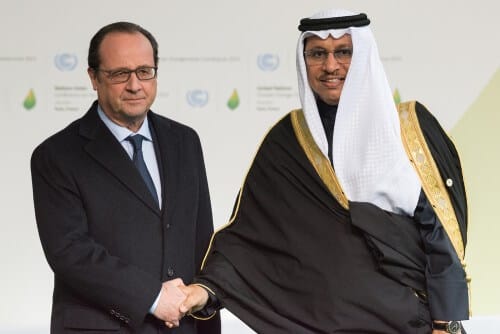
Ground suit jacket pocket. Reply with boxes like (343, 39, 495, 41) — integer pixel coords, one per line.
(64, 304, 120, 331)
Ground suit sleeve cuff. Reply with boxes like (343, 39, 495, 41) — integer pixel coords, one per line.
(427, 266, 469, 320)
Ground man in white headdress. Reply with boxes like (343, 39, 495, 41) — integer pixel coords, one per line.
(175, 9, 469, 334)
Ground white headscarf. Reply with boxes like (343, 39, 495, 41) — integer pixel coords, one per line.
(297, 8, 421, 215)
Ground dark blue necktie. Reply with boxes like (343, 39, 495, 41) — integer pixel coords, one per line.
(126, 134, 159, 206)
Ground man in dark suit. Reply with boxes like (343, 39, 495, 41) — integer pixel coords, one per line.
(31, 22, 220, 333)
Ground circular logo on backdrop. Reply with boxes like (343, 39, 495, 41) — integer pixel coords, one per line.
(54, 53, 78, 71)
(186, 89, 209, 107)
(257, 53, 279, 72)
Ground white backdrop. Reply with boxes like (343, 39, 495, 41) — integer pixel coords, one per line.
(1, 0, 499, 332)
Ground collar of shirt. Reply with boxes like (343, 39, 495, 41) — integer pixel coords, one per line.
(97, 105, 153, 143)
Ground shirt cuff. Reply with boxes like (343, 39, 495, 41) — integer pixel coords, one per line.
(149, 289, 162, 314)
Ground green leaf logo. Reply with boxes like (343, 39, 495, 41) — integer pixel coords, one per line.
(393, 88, 401, 105)
(227, 89, 240, 110)
(23, 89, 36, 110)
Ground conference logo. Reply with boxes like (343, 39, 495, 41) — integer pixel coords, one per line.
(54, 53, 78, 71)
(23, 89, 36, 110)
(186, 89, 209, 107)
(227, 89, 240, 110)
(257, 53, 279, 72)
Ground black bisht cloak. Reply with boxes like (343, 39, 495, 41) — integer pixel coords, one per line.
(196, 102, 467, 333)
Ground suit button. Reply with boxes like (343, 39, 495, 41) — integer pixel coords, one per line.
(166, 223, 171, 229)
(167, 267, 175, 277)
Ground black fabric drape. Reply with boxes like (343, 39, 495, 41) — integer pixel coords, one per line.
(196, 102, 467, 333)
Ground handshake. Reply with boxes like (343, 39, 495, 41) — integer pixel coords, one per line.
(152, 278, 210, 328)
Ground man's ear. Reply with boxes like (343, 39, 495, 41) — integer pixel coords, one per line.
(87, 68, 98, 91)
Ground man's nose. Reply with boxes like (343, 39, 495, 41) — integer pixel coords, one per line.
(125, 72, 142, 90)
(323, 52, 340, 72)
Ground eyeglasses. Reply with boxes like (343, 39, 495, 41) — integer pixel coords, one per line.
(96, 66, 158, 84)
(303, 48, 353, 65)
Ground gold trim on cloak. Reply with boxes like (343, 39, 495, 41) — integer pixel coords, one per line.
(398, 101, 471, 314)
(290, 109, 349, 209)
(397, 101, 465, 261)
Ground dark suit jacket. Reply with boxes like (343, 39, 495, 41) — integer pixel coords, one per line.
(31, 101, 220, 333)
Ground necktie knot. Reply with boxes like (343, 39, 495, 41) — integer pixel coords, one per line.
(127, 134, 145, 154)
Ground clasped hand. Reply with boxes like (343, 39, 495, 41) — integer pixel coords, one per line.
(152, 278, 209, 328)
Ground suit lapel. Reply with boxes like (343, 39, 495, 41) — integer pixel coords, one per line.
(79, 102, 161, 216)
(149, 113, 179, 221)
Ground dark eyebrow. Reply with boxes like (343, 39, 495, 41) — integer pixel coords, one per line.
(336, 43, 353, 49)
(104, 65, 155, 72)
(305, 43, 353, 51)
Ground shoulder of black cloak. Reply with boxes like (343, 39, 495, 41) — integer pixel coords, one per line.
(194, 111, 336, 334)
(414, 101, 468, 246)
